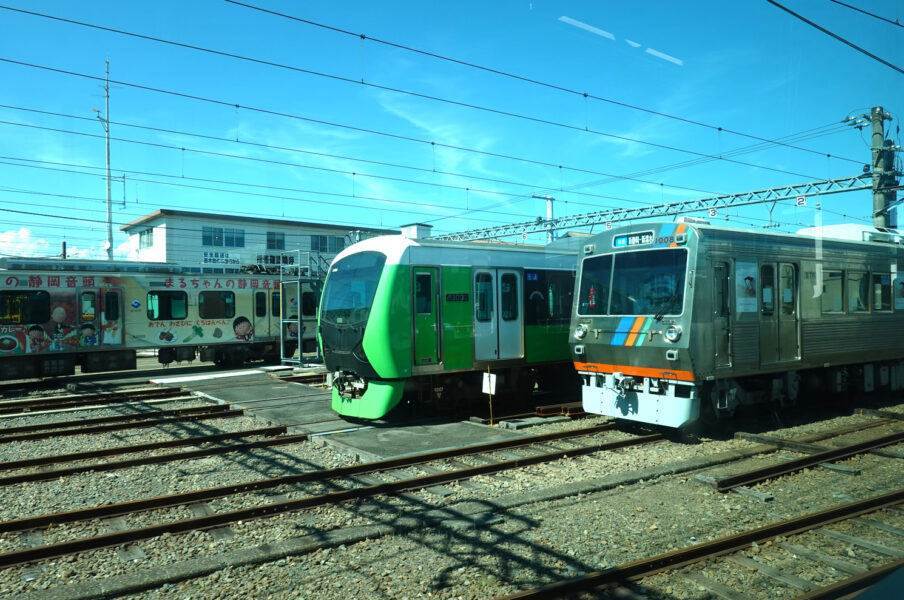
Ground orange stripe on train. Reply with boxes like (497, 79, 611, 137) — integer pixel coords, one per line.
(572, 362, 695, 382)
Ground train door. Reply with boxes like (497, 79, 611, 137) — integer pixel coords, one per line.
(413, 268, 439, 365)
(100, 288, 123, 345)
(713, 262, 731, 368)
(759, 263, 799, 364)
(76, 289, 100, 348)
(473, 269, 523, 361)
(253, 290, 272, 339)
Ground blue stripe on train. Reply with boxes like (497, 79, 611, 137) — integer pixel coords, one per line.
(609, 316, 634, 346)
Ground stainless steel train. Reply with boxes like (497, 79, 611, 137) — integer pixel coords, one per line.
(569, 219, 904, 427)
(0, 257, 318, 380)
(319, 235, 580, 418)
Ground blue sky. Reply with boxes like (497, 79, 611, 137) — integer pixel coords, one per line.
(0, 0, 901, 258)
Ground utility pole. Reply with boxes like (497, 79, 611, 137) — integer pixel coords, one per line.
(870, 106, 897, 229)
(96, 59, 113, 260)
(532, 193, 555, 244)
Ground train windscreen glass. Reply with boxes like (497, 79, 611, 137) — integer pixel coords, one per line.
(321, 251, 386, 324)
(579, 249, 687, 316)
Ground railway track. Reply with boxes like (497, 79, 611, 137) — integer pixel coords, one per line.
(0, 386, 188, 416)
(0, 404, 244, 443)
(0, 426, 307, 486)
(496, 490, 904, 599)
(0, 423, 660, 570)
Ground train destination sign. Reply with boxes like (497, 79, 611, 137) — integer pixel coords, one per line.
(613, 231, 654, 248)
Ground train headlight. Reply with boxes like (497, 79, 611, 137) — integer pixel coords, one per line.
(664, 325, 682, 343)
(573, 324, 588, 339)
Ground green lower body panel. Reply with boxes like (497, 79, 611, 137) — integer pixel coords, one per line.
(331, 380, 405, 419)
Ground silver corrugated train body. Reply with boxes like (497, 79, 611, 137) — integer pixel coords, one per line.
(570, 220, 904, 427)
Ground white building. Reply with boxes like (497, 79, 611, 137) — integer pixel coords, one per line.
(120, 209, 395, 276)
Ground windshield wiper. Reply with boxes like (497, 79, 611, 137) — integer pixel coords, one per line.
(654, 280, 683, 321)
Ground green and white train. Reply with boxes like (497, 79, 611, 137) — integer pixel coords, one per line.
(319, 235, 579, 418)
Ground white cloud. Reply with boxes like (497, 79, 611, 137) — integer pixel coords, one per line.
(558, 16, 615, 41)
(0, 227, 50, 257)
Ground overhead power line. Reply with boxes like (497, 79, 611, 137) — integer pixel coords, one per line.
(433, 174, 874, 240)
(767, 0, 904, 75)
(222, 0, 862, 164)
(0, 6, 863, 170)
(828, 0, 904, 29)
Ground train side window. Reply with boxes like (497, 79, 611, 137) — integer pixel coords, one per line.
(500, 273, 518, 321)
(714, 263, 729, 317)
(475, 273, 494, 322)
(272, 291, 281, 317)
(415, 274, 432, 314)
(199, 291, 236, 319)
(0, 291, 50, 324)
(760, 265, 774, 315)
(147, 291, 188, 320)
(821, 270, 844, 314)
(872, 273, 892, 312)
(80, 292, 96, 321)
(847, 272, 869, 313)
(104, 291, 120, 321)
(779, 264, 796, 316)
(255, 292, 267, 317)
(301, 291, 317, 317)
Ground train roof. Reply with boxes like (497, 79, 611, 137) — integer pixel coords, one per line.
(0, 257, 186, 274)
(590, 219, 904, 250)
(332, 234, 580, 267)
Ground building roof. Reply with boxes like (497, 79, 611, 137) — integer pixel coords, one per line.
(120, 209, 397, 235)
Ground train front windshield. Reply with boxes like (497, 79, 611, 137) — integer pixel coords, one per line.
(321, 251, 386, 325)
(578, 248, 687, 316)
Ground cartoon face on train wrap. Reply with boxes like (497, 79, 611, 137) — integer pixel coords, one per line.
(0, 274, 126, 356)
(320, 235, 579, 419)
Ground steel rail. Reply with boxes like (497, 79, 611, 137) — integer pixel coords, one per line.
(0, 387, 187, 415)
(0, 433, 310, 486)
(794, 558, 904, 600)
(0, 425, 287, 470)
(0, 422, 623, 534)
(716, 430, 904, 492)
(0, 404, 231, 436)
(0, 410, 245, 444)
(495, 489, 904, 599)
(0, 427, 660, 568)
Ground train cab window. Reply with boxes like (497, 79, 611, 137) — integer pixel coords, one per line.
(80, 292, 96, 321)
(821, 270, 844, 314)
(199, 291, 236, 319)
(872, 273, 892, 312)
(415, 274, 432, 314)
(475, 273, 494, 322)
(255, 291, 267, 317)
(104, 291, 120, 321)
(0, 291, 50, 324)
(760, 265, 775, 315)
(577, 255, 612, 315)
(301, 291, 318, 317)
(500, 273, 518, 321)
(847, 272, 869, 313)
(147, 291, 188, 320)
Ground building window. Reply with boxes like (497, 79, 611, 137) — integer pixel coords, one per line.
(224, 228, 245, 248)
(312, 235, 345, 253)
(139, 228, 154, 249)
(267, 232, 285, 250)
(202, 226, 223, 247)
